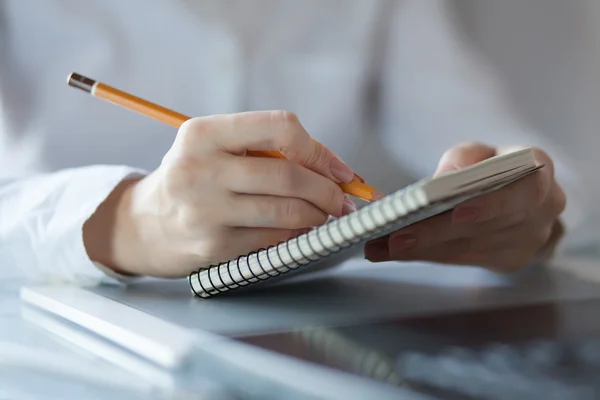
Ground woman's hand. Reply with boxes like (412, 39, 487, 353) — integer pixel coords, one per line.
(84, 111, 357, 277)
(365, 143, 566, 272)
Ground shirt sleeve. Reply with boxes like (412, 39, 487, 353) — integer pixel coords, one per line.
(0, 165, 147, 285)
(377, 0, 588, 249)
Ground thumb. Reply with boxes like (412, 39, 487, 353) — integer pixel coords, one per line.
(434, 142, 496, 177)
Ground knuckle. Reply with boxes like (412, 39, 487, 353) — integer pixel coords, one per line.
(177, 117, 207, 143)
(282, 110, 300, 125)
(175, 116, 225, 155)
(178, 116, 203, 134)
(304, 140, 328, 167)
(271, 110, 300, 126)
(270, 110, 298, 133)
(272, 110, 305, 148)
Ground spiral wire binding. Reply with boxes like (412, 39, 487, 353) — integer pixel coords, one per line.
(189, 164, 541, 298)
(189, 184, 431, 298)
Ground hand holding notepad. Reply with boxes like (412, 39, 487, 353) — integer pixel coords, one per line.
(188, 146, 565, 298)
(363, 143, 566, 272)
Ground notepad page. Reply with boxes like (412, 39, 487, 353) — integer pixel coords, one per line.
(190, 148, 539, 297)
(423, 148, 536, 202)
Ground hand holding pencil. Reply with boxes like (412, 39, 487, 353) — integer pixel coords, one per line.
(67, 73, 381, 202)
(72, 73, 382, 277)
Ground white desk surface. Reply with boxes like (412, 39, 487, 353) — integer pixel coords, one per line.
(5, 250, 600, 399)
(88, 255, 600, 337)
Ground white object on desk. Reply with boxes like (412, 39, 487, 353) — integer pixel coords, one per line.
(0, 342, 151, 393)
(19, 283, 435, 400)
(20, 285, 198, 369)
(20, 306, 175, 390)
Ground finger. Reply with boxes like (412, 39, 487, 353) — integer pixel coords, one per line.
(540, 179, 567, 219)
(451, 168, 552, 224)
(225, 194, 329, 229)
(381, 209, 527, 255)
(223, 155, 348, 217)
(454, 221, 552, 254)
(182, 112, 356, 184)
(435, 142, 496, 176)
(364, 235, 390, 262)
(386, 221, 551, 269)
(365, 235, 467, 264)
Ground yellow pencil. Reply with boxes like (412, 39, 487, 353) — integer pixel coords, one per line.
(66, 72, 382, 201)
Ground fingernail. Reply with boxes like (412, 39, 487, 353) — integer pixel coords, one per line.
(353, 173, 366, 183)
(434, 164, 461, 177)
(389, 234, 417, 253)
(452, 207, 479, 224)
(330, 158, 355, 184)
(370, 190, 385, 201)
(341, 196, 357, 215)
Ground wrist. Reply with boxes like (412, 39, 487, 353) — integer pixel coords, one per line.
(83, 177, 143, 276)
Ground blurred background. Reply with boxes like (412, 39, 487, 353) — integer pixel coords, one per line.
(2, 1, 600, 399)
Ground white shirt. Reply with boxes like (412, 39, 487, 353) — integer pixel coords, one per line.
(0, 0, 596, 284)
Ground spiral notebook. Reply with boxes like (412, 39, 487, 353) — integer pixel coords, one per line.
(189, 148, 541, 298)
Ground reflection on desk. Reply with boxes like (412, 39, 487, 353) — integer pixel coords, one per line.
(15, 303, 343, 400)
(10, 254, 600, 400)
(1, 280, 298, 400)
(238, 297, 600, 400)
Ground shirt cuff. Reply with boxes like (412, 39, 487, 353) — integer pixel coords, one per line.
(42, 166, 147, 286)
